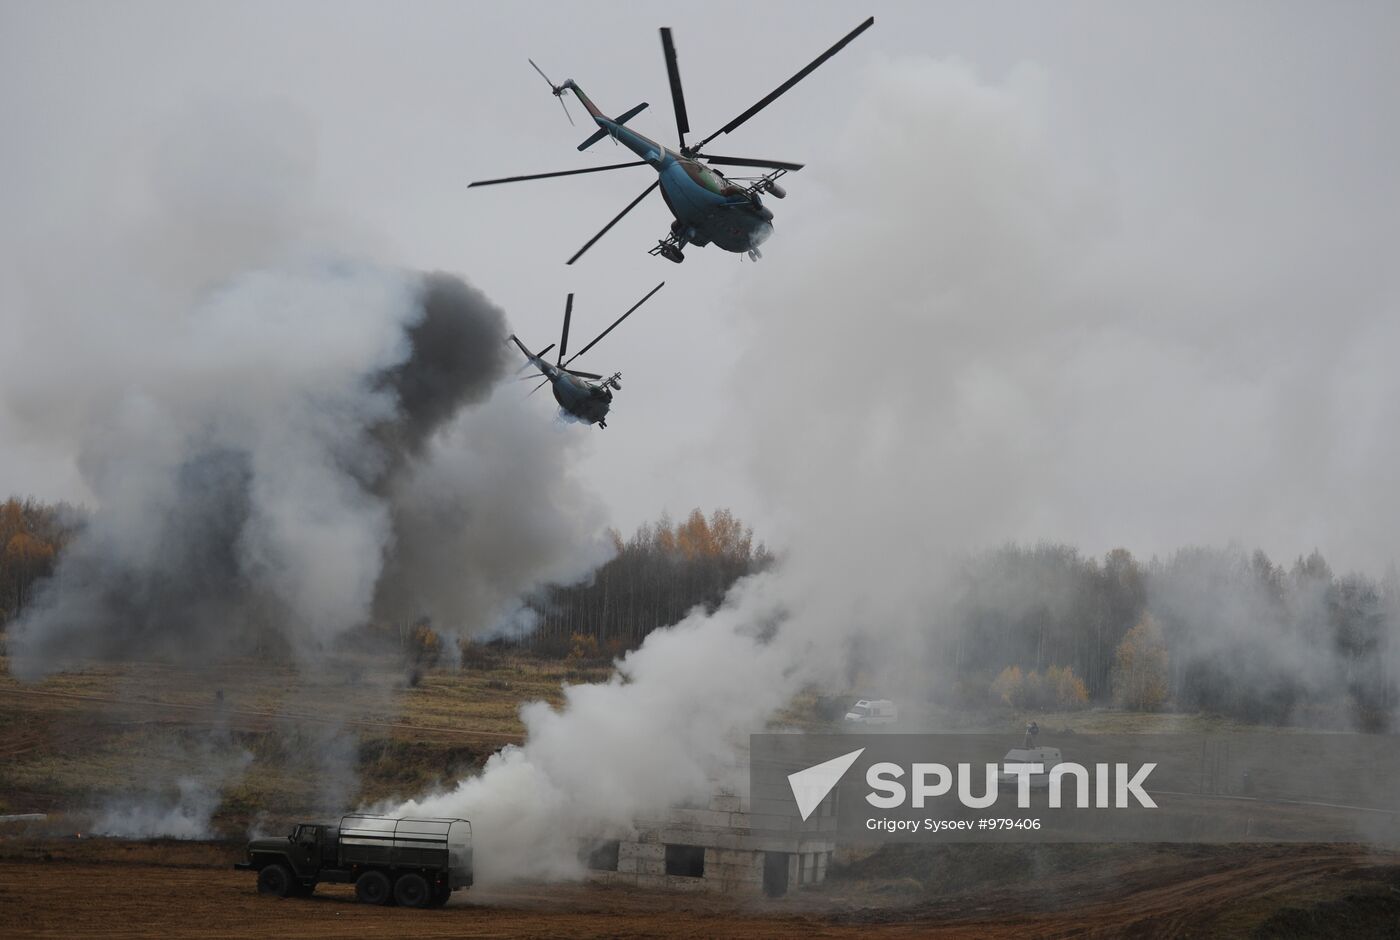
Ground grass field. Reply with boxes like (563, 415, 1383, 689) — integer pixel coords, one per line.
(0, 651, 612, 828)
(0, 650, 1355, 828)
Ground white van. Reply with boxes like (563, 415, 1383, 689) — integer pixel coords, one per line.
(843, 699, 898, 725)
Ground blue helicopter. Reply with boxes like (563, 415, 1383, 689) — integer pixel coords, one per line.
(470, 17, 874, 264)
(509, 282, 664, 428)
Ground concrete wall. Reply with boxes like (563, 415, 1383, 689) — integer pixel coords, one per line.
(586, 787, 837, 894)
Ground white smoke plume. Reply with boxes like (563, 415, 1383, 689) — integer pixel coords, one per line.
(1, 96, 610, 835)
(395, 575, 793, 879)
(93, 746, 254, 841)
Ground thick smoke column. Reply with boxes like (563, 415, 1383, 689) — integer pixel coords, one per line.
(0, 94, 613, 834)
(8, 263, 519, 675)
(395, 575, 794, 880)
(4, 92, 611, 677)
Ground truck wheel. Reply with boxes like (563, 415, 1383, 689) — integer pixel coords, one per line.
(394, 872, 431, 908)
(354, 870, 392, 906)
(256, 863, 293, 898)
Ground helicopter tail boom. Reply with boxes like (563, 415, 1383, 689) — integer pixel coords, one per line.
(578, 101, 650, 150)
(561, 80, 604, 120)
(507, 334, 554, 374)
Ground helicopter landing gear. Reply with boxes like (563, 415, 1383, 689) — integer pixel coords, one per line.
(659, 243, 685, 263)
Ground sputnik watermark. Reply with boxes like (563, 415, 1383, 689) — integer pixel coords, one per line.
(866, 761, 1157, 809)
(756, 732, 1400, 843)
(786, 750, 1156, 820)
(787, 748, 865, 821)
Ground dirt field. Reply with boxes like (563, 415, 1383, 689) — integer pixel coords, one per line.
(4, 654, 1400, 936)
(1, 837, 1398, 938)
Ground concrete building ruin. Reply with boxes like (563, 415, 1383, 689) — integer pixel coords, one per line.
(584, 774, 839, 896)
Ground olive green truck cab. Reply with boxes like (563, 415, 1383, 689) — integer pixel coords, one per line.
(236, 814, 472, 908)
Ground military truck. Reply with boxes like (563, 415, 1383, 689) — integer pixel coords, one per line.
(237, 814, 472, 908)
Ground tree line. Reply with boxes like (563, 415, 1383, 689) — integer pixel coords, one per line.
(938, 543, 1399, 729)
(5, 493, 1397, 728)
(0, 497, 84, 626)
(516, 508, 773, 658)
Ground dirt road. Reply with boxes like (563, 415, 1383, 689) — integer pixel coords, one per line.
(2, 839, 1398, 938)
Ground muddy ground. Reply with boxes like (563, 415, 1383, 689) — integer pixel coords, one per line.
(2, 837, 1398, 938)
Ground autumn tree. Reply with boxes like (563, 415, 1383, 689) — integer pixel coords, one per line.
(991, 664, 1088, 709)
(0, 497, 82, 625)
(1112, 613, 1170, 711)
(991, 666, 1023, 706)
(1045, 664, 1089, 708)
(522, 507, 769, 656)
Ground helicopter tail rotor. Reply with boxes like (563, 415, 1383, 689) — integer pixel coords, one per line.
(529, 58, 576, 126)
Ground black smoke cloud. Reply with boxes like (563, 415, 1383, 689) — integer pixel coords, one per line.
(6, 262, 606, 678)
(371, 273, 508, 470)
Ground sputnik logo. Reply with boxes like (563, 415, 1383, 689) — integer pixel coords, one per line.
(788, 748, 865, 821)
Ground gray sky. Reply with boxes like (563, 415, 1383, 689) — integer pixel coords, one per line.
(3, 0, 1398, 571)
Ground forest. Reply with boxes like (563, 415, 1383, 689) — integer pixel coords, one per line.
(3, 495, 1397, 728)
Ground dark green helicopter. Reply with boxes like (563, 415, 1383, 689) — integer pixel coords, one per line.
(509, 282, 664, 428)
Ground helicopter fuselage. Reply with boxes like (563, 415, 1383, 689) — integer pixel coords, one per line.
(512, 337, 616, 427)
(549, 367, 614, 425)
(566, 82, 774, 255)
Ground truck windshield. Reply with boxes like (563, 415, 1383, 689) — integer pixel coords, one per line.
(851, 705, 870, 717)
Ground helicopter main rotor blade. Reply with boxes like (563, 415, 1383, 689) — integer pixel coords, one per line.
(562, 281, 665, 367)
(692, 16, 874, 152)
(558, 293, 574, 365)
(469, 161, 648, 188)
(659, 28, 691, 148)
(528, 377, 551, 397)
(701, 154, 805, 171)
(566, 180, 660, 266)
(563, 367, 604, 380)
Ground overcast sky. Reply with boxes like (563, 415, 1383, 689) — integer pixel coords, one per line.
(3, 0, 1398, 571)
